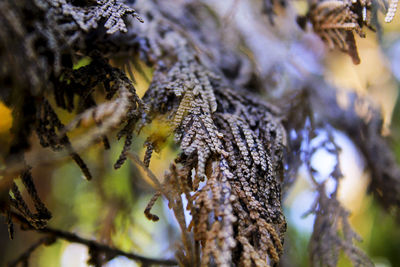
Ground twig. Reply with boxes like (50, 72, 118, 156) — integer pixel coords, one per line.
(126, 151, 163, 189)
(38, 227, 177, 266)
(7, 212, 177, 266)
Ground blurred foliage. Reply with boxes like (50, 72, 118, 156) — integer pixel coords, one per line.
(0, 102, 12, 133)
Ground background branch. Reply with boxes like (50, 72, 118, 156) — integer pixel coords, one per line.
(6, 212, 177, 267)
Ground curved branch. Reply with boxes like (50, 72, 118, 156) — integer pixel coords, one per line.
(7, 212, 177, 266)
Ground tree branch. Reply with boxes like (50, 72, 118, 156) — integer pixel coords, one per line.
(7, 212, 177, 266)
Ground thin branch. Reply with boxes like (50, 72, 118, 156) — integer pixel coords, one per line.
(7, 212, 177, 266)
(126, 151, 163, 189)
(39, 227, 177, 266)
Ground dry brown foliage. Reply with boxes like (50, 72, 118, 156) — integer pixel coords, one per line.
(1, 0, 399, 267)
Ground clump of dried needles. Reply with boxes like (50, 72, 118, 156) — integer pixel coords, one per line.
(298, 0, 376, 64)
(0, 0, 399, 267)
